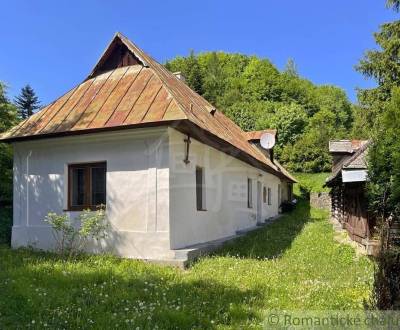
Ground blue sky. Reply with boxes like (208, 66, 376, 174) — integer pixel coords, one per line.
(0, 0, 397, 105)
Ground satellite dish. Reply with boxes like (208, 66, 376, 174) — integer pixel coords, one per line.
(260, 133, 276, 150)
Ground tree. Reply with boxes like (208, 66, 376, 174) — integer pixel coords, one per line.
(368, 88, 400, 309)
(165, 51, 203, 95)
(356, 20, 400, 132)
(387, 0, 400, 11)
(256, 102, 308, 147)
(0, 83, 18, 203)
(166, 51, 354, 172)
(14, 84, 41, 119)
(284, 58, 299, 78)
(359, 0, 400, 310)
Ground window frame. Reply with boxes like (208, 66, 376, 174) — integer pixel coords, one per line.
(278, 184, 281, 206)
(196, 166, 206, 211)
(288, 183, 293, 201)
(247, 178, 253, 208)
(67, 161, 107, 211)
(267, 187, 272, 205)
(263, 186, 267, 204)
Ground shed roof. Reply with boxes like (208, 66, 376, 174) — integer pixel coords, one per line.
(329, 140, 368, 153)
(326, 140, 370, 184)
(0, 32, 295, 182)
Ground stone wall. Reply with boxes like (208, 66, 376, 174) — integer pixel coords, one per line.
(310, 192, 331, 210)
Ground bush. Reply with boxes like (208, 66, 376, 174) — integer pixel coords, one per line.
(280, 201, 296, 213)
(372, 248, 400, 309)
(45, 207, 107, 258)
(298, 183, 311, 199)
(0, 207, 12, 246)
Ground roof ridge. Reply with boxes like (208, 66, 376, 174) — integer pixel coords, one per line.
(0, 33, 295, 183)
(110, 33, 282, 174)
(115, 34, 190, 121)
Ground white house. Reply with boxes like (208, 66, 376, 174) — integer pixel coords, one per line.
(0, 33, 296, 263)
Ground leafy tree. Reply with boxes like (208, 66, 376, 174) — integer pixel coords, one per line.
(367, 88, 400, 309)
(0, 83, 19, 203)
(224, 101, 262, 132)
(241, 57, 281, 102)
(280, 109, 337, 172)
(14, 84, 41, 119)
(256, 102, 308, 147)
(313, 86, 353, 130)
(360, 1, 400, 310)
(166, 51, 203, 94)
(166, 51, 353, 172)
(201, 52, 226, 105)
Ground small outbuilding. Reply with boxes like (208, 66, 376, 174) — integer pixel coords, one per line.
(326, 140, 377, 253)
(0, 33, 295, 263)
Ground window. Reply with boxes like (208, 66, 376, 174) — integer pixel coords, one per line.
(263, 186, 267, 203)
(278, 184, 281, 205)
(288, 183, 293, 201)
(267, 187, 272, 205)
(196, 166, 206, 211)
(247, 178, 253, 208)
(68, 162, 106, 211)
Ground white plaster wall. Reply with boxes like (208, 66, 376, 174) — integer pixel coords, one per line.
(12, 128, 173, 259)
(168, 128, 284, 249)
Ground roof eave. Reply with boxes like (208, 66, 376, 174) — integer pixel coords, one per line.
(0, 120, 181, 144)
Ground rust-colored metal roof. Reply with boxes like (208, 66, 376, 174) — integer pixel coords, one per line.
(245, 129, 277, 141)
(0, 32, 295, 182)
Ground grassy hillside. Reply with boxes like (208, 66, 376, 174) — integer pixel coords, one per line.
(0, 200, 373, 329)
(294, 172, 331, 196)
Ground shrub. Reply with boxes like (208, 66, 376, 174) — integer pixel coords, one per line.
(280, 201, 296, 213)
(298, 183, 311, 199)
(0, 207, 12, 246)
(372, 247, 400, 309)
(45, 207, 107, 258)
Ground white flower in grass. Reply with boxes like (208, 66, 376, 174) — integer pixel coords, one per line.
(77, 308, 81, 312)
(31, 320, 35, 324)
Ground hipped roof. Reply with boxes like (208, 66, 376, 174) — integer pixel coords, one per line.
(0, 32, 295, 182)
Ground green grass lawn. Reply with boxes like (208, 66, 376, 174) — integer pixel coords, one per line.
(0, 200, 373, 329)
(294, 172, 331, 195)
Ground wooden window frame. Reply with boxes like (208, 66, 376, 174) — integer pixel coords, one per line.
(278, 184, 282, 206)
(267, 187, 272, 205)
(67, 162, 107, 211)
(196, 166, 206, 211)
(288, 183, 293, 201)
(247, 178, 253, 208)
(263, 186, 267, 204)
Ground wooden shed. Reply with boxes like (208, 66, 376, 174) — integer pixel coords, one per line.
(326, 140, 378, 254)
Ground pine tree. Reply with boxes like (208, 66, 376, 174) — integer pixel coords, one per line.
(284, 58, 299, 77)
(14, 84, 41, 119)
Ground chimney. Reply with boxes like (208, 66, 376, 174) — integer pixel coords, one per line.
(173, 71, 186, 82)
